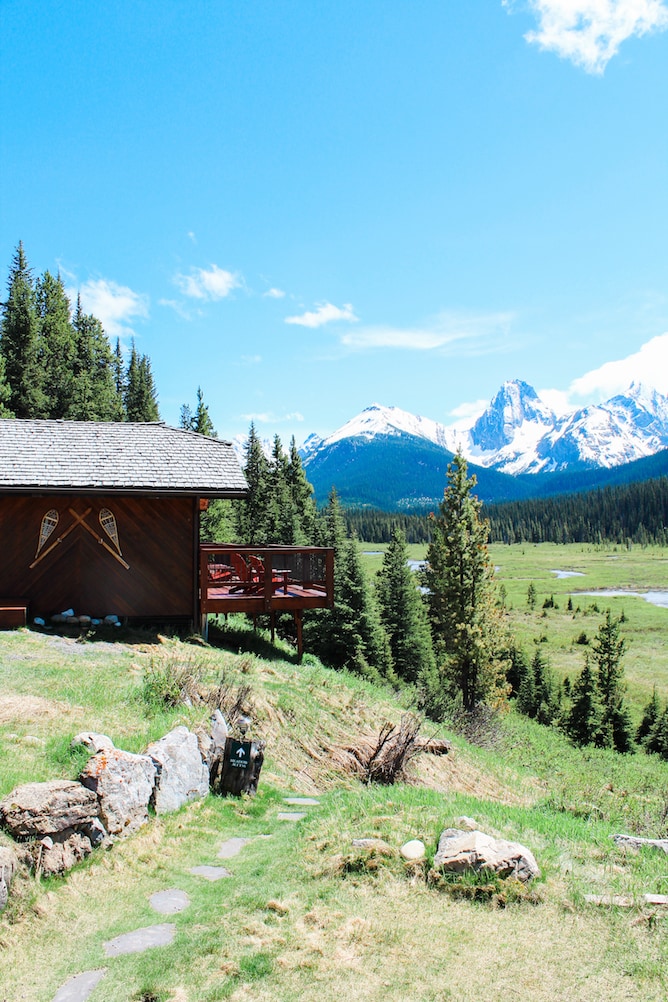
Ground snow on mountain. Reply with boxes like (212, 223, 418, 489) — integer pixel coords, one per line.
(314, 403, 460, 452)
(300, 380, 668, 477)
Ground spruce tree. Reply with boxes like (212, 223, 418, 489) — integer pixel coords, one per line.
(304, 489, 394, 682)
(235, 422, 269, 544)
(565, 655, 602, 746)
(376, 528, 435, 685)
(124, 341, 160, 421)
(193, 386, 216, 437)
(425, 451, 509, 712)
(645, 704, 668, 759)
(0, 242, 46, 418)
(0, 354, 13, 416)
(592, 610, 633, 753)
(287, 436, 317, 543)
(112, 338, 126, 419)
(70, 299, 119, 420)
(265, 434, 296, 543)
(531, 649, 561, 725)
(37, 271, 76, 418)
(637, 688, 661, 747)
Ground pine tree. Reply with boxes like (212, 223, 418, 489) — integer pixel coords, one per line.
(112, 338, 126, 419)
(124, 341, 159, 421)
(637, 687, 661, 747)
(287, 436, 317, 543)
(193, 386, 216, 437)
(304, 489, 394, 682)
(235, 422, 269, 544)
(265, 435, 296, 543)
(69, 299, 119, 420)
(592, 610, 633, 753)
(0, 242, 46, 418)
(36, 271, 76, 418)
(531, 649, 561, 725)
(645, 704, 668, 759)
(565, 655, 602, 746)
(425, 451, 509, 712)
(0, 354, 13, 416)
(376, 528, 435, 685)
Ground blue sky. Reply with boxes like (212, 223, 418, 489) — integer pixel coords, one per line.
(2, 1, 668, 443)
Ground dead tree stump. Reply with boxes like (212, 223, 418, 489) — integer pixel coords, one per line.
(210, 738, 264, 797)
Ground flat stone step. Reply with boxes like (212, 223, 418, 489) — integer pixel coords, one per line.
(277, 811, 306, 821)
(149, 888, 190, 914)
(190, 864, 232, 881)
(103, 923, 176, 957)
(52, 969, 107, 1002)
(218, 837, 248, 859)
(283, 797, 320, 806)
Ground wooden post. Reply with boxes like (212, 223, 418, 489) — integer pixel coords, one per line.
(294, 608, 303, 661)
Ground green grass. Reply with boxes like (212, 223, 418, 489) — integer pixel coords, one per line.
(1, 609, 668, 1000)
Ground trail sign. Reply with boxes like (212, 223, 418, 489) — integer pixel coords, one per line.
(229, 740, 252, 769)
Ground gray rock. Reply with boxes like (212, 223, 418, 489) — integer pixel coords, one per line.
(210, 710, 229, 756)
(190, 865, 232, 881)
(52, 969, 107, 1002)
(149, 888, 190, 914)
(103, 923, 175, 956)
(146, 726, 209, 814)
(283, 797, 320, 806)
(79, 748, 156, 835)
(433, 828, 540, 883)
(71, 732, 115, 754)
(612, 833, 668, 854)
(277, 812, 306, 821)
(0, 780, 100, 839)
(38, 832, 97, 877)
(0, 844, 20, 888)
(218, 837, 248, 859)
(454, 816, 479, 830)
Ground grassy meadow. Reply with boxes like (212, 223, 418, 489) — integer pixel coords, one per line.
(1, 544, 668, 1001)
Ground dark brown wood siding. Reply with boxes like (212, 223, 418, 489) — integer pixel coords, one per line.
(0, 495, 195, 618)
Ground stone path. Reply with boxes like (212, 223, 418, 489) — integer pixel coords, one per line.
(189, 864, 232, 881)
(50, 792, 321, 1001)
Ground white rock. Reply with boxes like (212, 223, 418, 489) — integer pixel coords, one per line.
(146, 726, 209, 814)
(454, 816, 479, 830)
(400, 839, 426, 861)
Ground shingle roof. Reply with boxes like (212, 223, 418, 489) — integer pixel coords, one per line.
(0, 420, 248, 495)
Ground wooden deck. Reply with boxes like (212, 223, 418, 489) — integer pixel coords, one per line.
(199, 544, 334, 656)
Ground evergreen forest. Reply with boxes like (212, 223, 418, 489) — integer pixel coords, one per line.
(0, 243, 159, 422)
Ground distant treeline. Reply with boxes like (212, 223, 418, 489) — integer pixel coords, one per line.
(485, 475, 668, 545)
(344, 508, 433, 543)
(344, 475, 668, 546)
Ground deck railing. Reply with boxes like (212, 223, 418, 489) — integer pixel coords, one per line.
(199, 544, 335, 656)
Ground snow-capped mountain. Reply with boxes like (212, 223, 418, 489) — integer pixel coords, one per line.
(301, 380, 668, 478)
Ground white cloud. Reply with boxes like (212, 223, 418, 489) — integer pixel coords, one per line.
(568, 331, 668, 399)
(73, 278, 149, 339)
(263, 287, 286, 299)
(340, 311, 515, 352)
(448, 398, 490, 422)
(159, 298, 194, 320)
(187, 231, 197, 243)
(174, 264, 241, 300)
(241, 411, 305, 423)
(241, 354, 263, 364)
(506, 0, 668, 74)
(285, 302, 358, 328)
(537, 387, 575, 415)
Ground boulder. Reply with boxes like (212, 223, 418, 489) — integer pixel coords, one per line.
(146, 726, 209, 814)
(0, 780, 100, 839)
(71, 731, 115, 754)
(433, 828, 540, 883)
(0, 844, 19, 912)
(80, 748, 156, 835)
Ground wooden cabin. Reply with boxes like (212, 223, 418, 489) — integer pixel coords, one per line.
(0, 419, 334, 654)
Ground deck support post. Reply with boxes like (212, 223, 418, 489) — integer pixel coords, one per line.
(201, 614, 209, 641)
(294, 609, 303, 662)
(270, 611, 276, 644)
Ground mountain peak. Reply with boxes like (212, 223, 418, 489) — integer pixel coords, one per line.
(470, 380, 555, 452)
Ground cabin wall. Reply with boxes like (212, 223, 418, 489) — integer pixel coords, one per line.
(0, 495, 195, 619)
